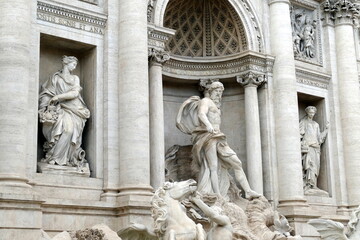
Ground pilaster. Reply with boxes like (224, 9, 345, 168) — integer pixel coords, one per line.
(237, 72, 264, 194)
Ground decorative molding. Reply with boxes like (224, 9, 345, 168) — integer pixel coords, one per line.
(148, 0, 156, 23)
(237, 72, 266, 88)
(162, 52, 274, 79)
(148, 48, 170, 64)
(148, 25, 176, 51)
(37, 1, 107, 35)
(296, 68, 331, 89)
(79, 0, 98, 5)
(290, 0, 318, 10)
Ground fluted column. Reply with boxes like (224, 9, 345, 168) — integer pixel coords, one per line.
(118, 0, 153, 195)
(330, 0, 360, 206)
(148, 48, 170, 190)
(269, 0, 304, 203)
(237, 72, 264, 194)
(0, 0, 32, 190)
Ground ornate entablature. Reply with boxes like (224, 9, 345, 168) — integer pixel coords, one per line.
(296, 68, 331, 89)
(290, 0, 323, 65)
(148, 24, 176, 51)
(37, 1, 107, 35)
(162, 51, 274, 79)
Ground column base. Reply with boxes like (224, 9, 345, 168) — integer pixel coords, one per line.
(0, 192, 44, 240)
(116, 193, 153, 229)
(100, 188, 119, 202)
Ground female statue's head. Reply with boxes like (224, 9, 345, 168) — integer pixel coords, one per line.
(62, 55, 78, 72)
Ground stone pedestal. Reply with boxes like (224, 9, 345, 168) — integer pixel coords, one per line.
(148, 48, 170, 190)
(237, 72, 264, 194)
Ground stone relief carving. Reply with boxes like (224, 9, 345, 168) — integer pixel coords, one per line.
(38, 56, 90, 177)
(148, 0, 156, 23)
(290, 6, 317, 60)
(176, 81, 260, 199)
(308, 205, 360, 240)
(299, 106, 329, 196)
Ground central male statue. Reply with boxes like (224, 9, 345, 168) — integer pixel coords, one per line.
(176, 81, 260, 199)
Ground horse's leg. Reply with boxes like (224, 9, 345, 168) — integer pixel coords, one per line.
(169, 229, 176, 240)
(196, 223, 205, 240)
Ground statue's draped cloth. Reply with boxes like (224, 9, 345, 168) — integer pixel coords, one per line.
(176, 96, 236, 195)
(39, 72, 90, 165)
(299, 117, 326, 187)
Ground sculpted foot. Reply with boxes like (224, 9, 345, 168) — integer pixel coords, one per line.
(245, 190, 261, 200)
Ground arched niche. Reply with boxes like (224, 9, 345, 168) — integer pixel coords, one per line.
(153, 0, 264, 53)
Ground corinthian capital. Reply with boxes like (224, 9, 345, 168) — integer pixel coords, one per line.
(237, 72, 265, 88)
(322, 0, 360, 25)
(148, 48, 170, 65)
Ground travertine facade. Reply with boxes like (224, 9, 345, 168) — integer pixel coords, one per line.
(1, 0, 360, 239)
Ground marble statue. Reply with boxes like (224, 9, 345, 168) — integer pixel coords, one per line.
(151, 179, 205, 240)
(189, 192, 233, 240)
(299, 106, 329, 195)
(176, 81, 260, 199)
(308, 205, 360, 240)
(38, 56, 90, 174)
(301, 17, 316, 58)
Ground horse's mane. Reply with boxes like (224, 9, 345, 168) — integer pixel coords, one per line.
(151, 182, 173, 237)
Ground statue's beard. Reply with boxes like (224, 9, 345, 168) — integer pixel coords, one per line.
(211, 96, 222, 108)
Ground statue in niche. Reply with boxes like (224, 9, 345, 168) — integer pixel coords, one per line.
(299, 106, 329, 196)
(38, 56, 90, 176)
(290, 7, 317, 59)
(176, 80, 260, 199)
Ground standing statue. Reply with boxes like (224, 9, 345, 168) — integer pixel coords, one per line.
(39, 56, 90, 171)
(299, 106, 329, 194)
(301, 17, 316, 58)
(176, 81, 260, 199)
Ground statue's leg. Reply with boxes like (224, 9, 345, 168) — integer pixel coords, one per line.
(205, 143, 220, 194)
(227, 155, 261, 199)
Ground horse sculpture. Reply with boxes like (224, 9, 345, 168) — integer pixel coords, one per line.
(152, 179, 205, 240)
(308, 205, 360, 240)
(118, 179, 205, 240)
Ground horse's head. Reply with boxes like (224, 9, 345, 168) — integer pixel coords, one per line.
(163, 179, 197, 201)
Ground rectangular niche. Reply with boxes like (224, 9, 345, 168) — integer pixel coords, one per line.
(297, 93, 331, 196)
(38, 33, 97, 177)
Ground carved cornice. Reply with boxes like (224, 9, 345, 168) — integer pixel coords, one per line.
(148, 24, 176, 51)
(290, 0, 318, 10)
(37, 1, 107, 35)
(148, 48, 170, 65)
(162, 51, 275, 79)
(237, 72, 266, 88)
(295, 68, 331, 89)
(322, 0, 360, 26)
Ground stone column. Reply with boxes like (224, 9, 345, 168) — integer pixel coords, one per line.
(148, 48, 170, 190)
(237, 72, 264, 194)
(330, 1, 360, 207)
(101, 0, 120, 202)
(0, 0, 32, 191)
(118, 0, 153, 196)
(268, 0, 304, 203)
